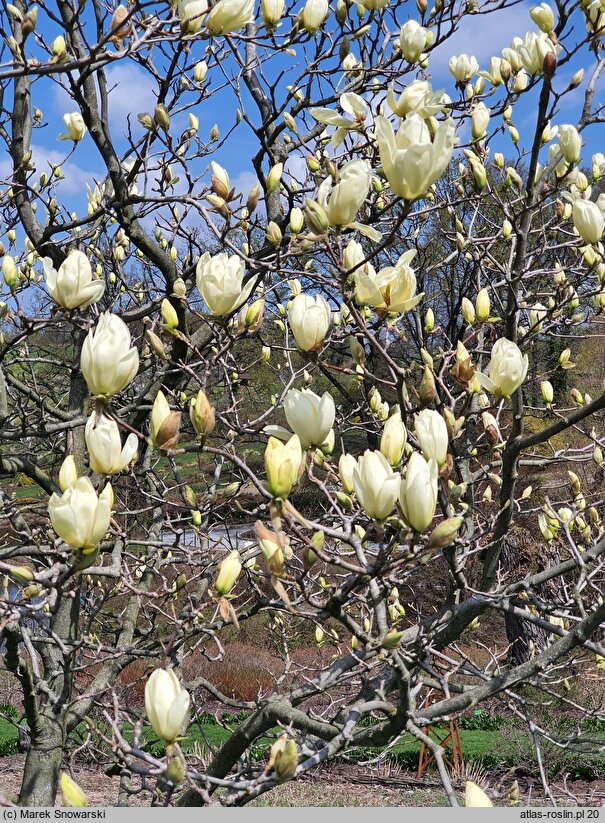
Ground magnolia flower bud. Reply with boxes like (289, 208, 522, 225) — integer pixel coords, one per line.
(255, 521, 285, 575)
(194, 61, 208, 82)
(274, 738, 298, 782)
(471, 102, 490, 140)
(145, 669, 190, 743)
(2, 255, 18, 290)
(188, 389, 215, 439)
(462, 297, 475, 325)
(215, 550, 242, 596)
(261, 0, 284, 26)
(150, 391, 181, 451)
(541, 380, 554, 404)
(338, 453, 356, 494)
(52, 35, 67, 59)
(415, 409, 449, 467)
(161, 298, 179, 330)
(475, 287, 490, 322)
(266, 162, 283, 193)
(465, 781, 493, 807)
(530, 2, 555, 32)
(289, 207, 304, 234)
(60, 774, 87, 808)
(399, 19, 427, 63)
(80, 313, 139, 397)
(59, 455, 78, 492)
(59, 112, 87, 142)
(424, 307, 435, 333)
(558, 124, 582, 164)
(400, 453, 438, 532)
(264, 435, 302, 499)
(380, 410, 407, 467)
(304, 198, 329, 234)
(426, 516, 463, 549)
(85, 411, 138, 475)
(572, 199, 604, 245)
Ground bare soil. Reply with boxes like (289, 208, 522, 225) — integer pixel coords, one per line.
(1, 755, 605, 808)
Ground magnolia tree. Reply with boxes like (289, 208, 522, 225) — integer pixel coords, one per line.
(0, 0, 605, 809)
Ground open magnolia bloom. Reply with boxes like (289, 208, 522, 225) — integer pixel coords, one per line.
(386, 81, 449, 119)
(375, 113, 456, 201)
(309, 92, 368, 147)
(80, 312, 139, 398)
(283, 388, 335, 448)
(145, 669, 190, 743)
(196, 251, 254, 316)
(48, 477, 112, 552)
(352, 450, 400, 521)
(476, 337, 529, 397)
(316, 159, 371, 227)
(43, 250, 104, 310)
(354, 249, 423, 314)
(85, 410, 138, 475)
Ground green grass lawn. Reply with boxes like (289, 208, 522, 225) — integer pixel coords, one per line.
(1, 712, 604, 781)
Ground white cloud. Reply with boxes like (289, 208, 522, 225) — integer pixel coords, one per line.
(0, 144, 101, 199)
(103, 63, 158, 135)
(428, 6, 531, 79)
(51, 62, 158, 140)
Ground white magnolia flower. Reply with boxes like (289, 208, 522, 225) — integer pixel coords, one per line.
(414, 409, 448, 467)
(43, 250, 104, 309)
(283, 388, 335, 448)
(48, 477, 112, 551)
(476, 338, 529, 397)
(448, 54, 479, 83)
(288, 293, 331, 351)
(145, 669, 190, 743)
(58, 112, 87, 142)
(386, 81, 449, 119)
(352, 450, 400, 520)
(316, 159, 371, 226)
(375, 113, 456, 201)
(399, 452, 438, 533)
(80, 312, 139, 397)
(177, 0, 208, 32)
(85, 410, 138, 475)
(196, 252, 254, 316)
(354, 249, 423, 314)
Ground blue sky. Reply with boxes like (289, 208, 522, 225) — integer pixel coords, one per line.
(4, 1, 604, 229)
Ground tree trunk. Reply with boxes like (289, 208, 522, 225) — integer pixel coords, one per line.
(18, 718, 63, 806)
